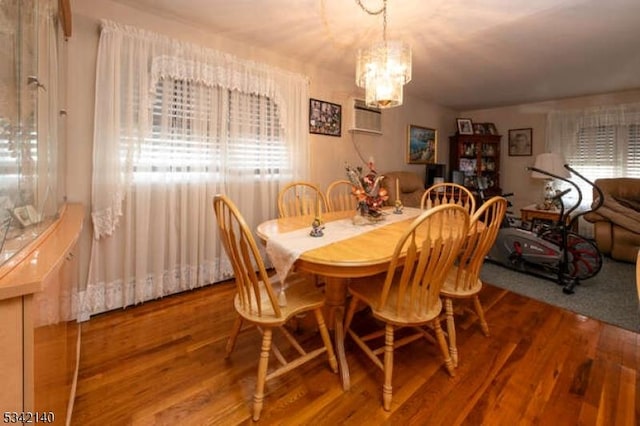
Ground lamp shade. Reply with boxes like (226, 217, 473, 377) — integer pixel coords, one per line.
(531, 153, 570, 179)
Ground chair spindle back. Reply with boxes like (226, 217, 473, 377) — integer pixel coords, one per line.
(453, 196, 507, 292)
(213, 194, 281, 318)
(326, 179, 357, 212)
(278, 182, 328, 218)
(421, 182, 476, 214)
(378, 204, 470, 318)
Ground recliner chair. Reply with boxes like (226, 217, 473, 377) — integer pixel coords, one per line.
(583, 177, 640, 263)
(380, 171, 425, 208)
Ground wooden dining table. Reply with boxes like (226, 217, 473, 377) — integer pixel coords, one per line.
(256, 207, 428, 391)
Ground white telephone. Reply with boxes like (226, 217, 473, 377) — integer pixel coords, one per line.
(12, 204, 41, 227)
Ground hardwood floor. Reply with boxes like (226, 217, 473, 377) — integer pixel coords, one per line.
(72, 280, 638, 425)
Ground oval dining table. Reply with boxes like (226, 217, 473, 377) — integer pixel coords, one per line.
(256, 207, 428, 391)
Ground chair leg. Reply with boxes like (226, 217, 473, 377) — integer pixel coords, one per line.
(252, 328, 273, 421)
(383, 324, 394, 411)
(433, 319, 456, 377)
(444, 298, 458, 367)
(473, 295, 490, 336)
(314, 308, 338, 373)
(225, 316, 243, 358)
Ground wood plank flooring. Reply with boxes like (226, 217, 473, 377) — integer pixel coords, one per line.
(72, 280, 639, 425)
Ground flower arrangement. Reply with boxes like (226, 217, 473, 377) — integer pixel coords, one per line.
(345, 161, 389, 218)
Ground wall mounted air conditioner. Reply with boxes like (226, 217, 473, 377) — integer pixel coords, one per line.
(349, 98, 382, 135)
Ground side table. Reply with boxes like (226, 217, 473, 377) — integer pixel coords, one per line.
(520, 204, 578, 232)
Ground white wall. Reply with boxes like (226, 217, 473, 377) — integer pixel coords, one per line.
(463, 89, 640, 213)
(65, 0, 458, 286)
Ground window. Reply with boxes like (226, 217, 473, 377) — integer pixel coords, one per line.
(573, 123, 640, 176)
(627, 124, 640, 177)
(0, 116, 38, 199)
(565, 123, 640, 206)
(126, 78, 289, 183)
(226, 90, 288, 177)
(574, 125, 616, 177)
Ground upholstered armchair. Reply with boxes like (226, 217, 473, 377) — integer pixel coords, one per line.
(380, 171, 425, 208)
(584, 178, 640, 263)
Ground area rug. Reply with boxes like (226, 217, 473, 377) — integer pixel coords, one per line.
(480, 257, 639, 332)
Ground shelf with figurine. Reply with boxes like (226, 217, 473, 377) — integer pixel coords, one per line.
(449, 130, 501, 195)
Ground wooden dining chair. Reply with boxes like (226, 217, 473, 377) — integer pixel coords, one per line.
(440, 196, 507, 367)
(326, 179, 357, 212)
(213, 194, 338, 421)
(277, 181, 328, 218)
(421, 182, 476, 214)
(278, 181, 329, 288)
(344, 204, 470, 411)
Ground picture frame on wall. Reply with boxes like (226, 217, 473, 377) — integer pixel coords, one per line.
(508, 128, 533, 156)
(456, 118, 473, 135)
(309, 98, 342, 137)
(407, 124, 437, 164)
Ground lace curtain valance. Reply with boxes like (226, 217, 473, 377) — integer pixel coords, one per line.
(149, 56, 286, 118)
(546, 102, 640, 152)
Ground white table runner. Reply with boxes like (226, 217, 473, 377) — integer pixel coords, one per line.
(266, 207, 423, 305)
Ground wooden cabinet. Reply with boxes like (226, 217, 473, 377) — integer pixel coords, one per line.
(0, 204, 83, 424)
(449, 134, 501, 195)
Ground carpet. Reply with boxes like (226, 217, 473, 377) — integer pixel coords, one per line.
(480, 256, 639, 332)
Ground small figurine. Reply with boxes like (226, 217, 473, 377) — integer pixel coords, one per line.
(309, 217, 324, 237)
(393, 199, 404, 214)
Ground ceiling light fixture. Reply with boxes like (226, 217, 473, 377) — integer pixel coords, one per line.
(355, 0, 411, 109)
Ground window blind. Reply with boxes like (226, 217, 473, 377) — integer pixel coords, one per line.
(126, 78, 288, 183)
(575, 125, 616, 178)
(0, 117, 37, 197)
(575, 124, 640, 177)
(568, 123, 640, 201)
(627, 124, 640, 177)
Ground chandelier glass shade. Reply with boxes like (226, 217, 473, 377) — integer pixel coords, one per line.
(356, 40, 411, 108)
(355, 0, 411, 109)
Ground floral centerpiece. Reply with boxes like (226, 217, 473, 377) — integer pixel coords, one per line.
(345, 161, 389, 219)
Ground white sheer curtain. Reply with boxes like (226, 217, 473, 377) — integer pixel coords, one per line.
(80, 21, 309, 320)
(33, 0, 68, 326)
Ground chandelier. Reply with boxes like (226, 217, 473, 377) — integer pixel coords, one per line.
(355, 0, 411, 108)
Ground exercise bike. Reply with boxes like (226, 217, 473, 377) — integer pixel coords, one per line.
(483, 164, 604, 294)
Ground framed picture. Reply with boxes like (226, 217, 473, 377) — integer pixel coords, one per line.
(486, 123, 498, 135)
(508, 128, 533, 156)
(309, 98, 341, 137)
(407, 124, 437, 164)
(456, 118, 473, 135)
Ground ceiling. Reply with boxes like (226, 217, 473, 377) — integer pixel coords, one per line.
(110, 0, 640, 110)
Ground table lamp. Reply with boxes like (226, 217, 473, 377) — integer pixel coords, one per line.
(531, 153, 570, 210)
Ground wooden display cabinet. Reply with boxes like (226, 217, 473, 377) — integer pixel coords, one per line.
(0, 204, 84, 425)
(449, 133, 501, 195)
